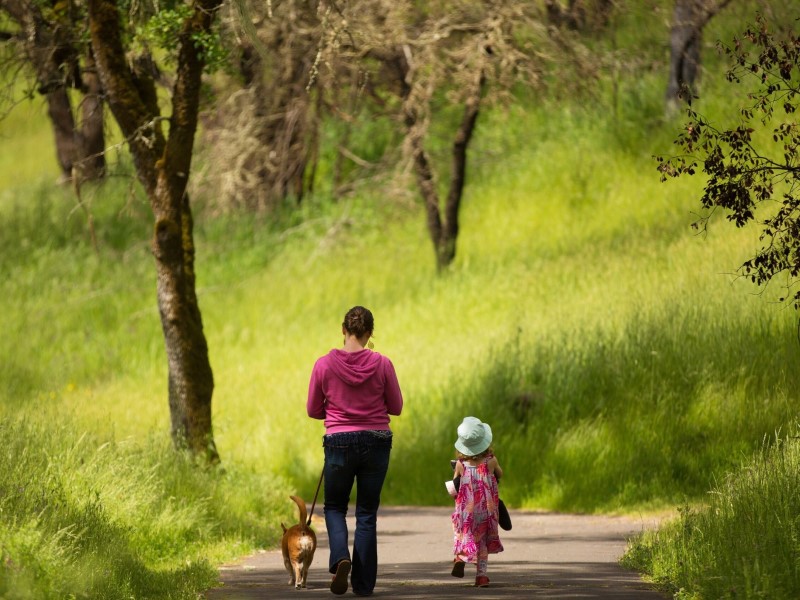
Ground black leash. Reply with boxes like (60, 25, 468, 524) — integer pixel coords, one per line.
(306, 465, 324, 527)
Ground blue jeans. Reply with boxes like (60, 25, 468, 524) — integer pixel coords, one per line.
(323, 430, 392, 596)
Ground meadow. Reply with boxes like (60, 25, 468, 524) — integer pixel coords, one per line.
(2, 2, 800, 598)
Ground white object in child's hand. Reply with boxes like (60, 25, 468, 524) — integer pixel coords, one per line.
(445, 480, 458, 498)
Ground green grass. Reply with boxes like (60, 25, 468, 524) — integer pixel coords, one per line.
(2, 2, 799, 597)
(622, 430, 800, 599)
(0, 416, 292, 599)
(0, 95, 60, 188)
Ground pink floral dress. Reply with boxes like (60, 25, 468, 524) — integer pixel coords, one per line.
(452, 456, 504, 562)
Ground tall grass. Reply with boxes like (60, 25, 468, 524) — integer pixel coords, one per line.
(622, 430, 800, 599)
(0, 416, 292, 599)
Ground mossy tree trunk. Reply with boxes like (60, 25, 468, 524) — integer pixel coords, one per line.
(87, 0, 220, 461)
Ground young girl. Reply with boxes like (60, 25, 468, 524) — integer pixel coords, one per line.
(449, 416, 504, 587)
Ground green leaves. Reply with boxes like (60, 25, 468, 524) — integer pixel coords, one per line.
(138, 4, 193, 54)
(657, 14, 800, 308)
(135, 3, 226, 71)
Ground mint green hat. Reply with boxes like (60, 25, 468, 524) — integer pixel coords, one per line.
(455, 416, 492, 456)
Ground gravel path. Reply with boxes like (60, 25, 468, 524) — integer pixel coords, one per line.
(204, 505, 668, 599)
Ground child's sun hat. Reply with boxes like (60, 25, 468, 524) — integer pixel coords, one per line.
(455, 416, 492, 456)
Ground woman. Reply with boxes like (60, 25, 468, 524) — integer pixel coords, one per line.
(307, 306, 404, 596)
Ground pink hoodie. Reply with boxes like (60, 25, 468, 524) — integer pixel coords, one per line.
(307, 349, 403, 434)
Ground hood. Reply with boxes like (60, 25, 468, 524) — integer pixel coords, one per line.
(327, 349, 382, 386)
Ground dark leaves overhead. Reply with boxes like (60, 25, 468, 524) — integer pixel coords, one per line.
(657, 14, 800, 308)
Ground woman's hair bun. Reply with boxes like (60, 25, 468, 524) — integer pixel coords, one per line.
(343, 306, 374, 338)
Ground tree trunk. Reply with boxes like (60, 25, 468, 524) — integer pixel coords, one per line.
(407, 127, 448, 271)
(45, 87, 80, 181)
(398, 50, 484, 272)
(666, 0, 732, 110)
(88, 0, 220, 461)
(441, 71, 485, 270)
(155, 191, 216, 460)
(666, 0, 703, 107)
(77, 48, 106, 181)
(45, 70, 106, 183)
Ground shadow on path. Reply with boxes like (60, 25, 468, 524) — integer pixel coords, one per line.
(204, 506, 668, 599)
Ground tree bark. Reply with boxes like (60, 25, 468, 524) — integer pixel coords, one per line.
(408, 128, 447, 270)
(666, 0, 702, 107)
(442, 71, 485, 270)
(394, 51, 447, 271)
(88, 0, 220, 461)
(45, 87, 80, 181)
(666, 0, 732, 110)
(2, 0, 105, 182)
(397, 49, 485, 272)
(77, 49, 106, 181)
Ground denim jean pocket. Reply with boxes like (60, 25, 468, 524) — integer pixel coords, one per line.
(324, 445, 349, 468)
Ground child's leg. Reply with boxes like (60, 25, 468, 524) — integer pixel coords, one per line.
(470, 508, 490, 578)
(476, 537, 489, 577)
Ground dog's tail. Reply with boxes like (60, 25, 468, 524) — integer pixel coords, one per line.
(290, 495, 309, 529)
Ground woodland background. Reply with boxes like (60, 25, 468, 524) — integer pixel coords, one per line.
(1, 0, 799, 598)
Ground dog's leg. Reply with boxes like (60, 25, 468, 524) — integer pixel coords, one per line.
(300, 562, 309, 588)
(282, 523, 296, 586)
(283, 556, 296, 586)
(294, 562, 303, 590)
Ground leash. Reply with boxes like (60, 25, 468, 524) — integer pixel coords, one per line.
(306, 465, 324, 527)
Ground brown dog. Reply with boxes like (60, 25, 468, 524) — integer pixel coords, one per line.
(281, 495, 317, 589)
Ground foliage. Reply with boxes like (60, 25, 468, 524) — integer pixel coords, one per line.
(318, 0, 546, 269)
(196, 0, 323, 212)
(137, 5, 194, 54)
(622, 431, 800, 599)
(135, 4, 227, 70)
(657, 14, 800, 307)
(0, 417, 293, 599)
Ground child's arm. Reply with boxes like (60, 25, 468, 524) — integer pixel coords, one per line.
(489, 456, 503, 481)
(446, 460, 464, 498)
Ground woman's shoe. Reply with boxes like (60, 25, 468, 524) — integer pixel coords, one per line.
(330, 559, 351, 595)
(475, 575, 490, 587)
(451, 561, 465, 578)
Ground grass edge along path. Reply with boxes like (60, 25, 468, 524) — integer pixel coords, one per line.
(0, 417, 295, 600)
(622, 430, 800, 599)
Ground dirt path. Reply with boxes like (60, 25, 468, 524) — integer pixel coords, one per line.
(204, 506, 668, 599)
